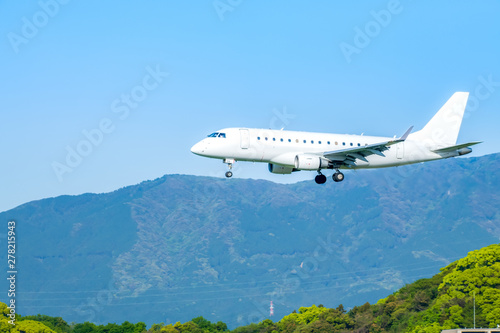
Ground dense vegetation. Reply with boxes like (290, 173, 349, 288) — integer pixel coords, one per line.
(2, 243, 499, 332)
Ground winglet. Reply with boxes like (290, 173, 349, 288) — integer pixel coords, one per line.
(399, 126, 413, 141)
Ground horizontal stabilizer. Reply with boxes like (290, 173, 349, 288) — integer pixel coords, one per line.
(432, 141, 482, 153)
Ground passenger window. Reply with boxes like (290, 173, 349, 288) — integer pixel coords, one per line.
(357, 143, 360, 147)
(343, 142, 345, 146)
(327, 141, 330, 145)
(350, 143, 353, 146)
(288, 139, 291, 142)
(303, 140, 306, 143)
(311, 140, 314, 144)
(257, 137, 261, 140)
(280, 138, 283, 142)
(318, 141, 322, 144)
(273, 138, 276, 141)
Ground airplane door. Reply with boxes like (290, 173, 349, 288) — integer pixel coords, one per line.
(240, 129, 250, 149)
(396, 142, 404, 159)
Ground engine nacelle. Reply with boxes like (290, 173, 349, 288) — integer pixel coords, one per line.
(457, 147, 472, 156)
(268, 163, 295, 174)
(294, 154, 330, 170)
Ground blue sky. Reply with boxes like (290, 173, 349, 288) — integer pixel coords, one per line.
(1, 0, 499, 212)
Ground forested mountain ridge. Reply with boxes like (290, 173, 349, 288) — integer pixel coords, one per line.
(2, 243, 499, 332)
(0, 153, 499, 327)
(229, 243, 500, 332)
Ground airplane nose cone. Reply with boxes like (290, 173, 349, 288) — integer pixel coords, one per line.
(190, 142, 204, 155)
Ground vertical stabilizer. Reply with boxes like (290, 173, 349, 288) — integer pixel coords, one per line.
(410, 92, 469, 148)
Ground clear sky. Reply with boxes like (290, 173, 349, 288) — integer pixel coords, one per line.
(1, 0, 499, 212)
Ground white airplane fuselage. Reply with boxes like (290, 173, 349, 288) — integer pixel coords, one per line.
(192, 129, 459, 168)
(191, 92, 480, 183)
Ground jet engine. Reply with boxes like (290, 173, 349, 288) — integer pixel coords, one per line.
(294, 154, 330, 170)
(268, 163, 295, 174)
(457, 147, 472, 156)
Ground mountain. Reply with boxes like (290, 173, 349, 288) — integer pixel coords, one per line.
(3, 242, 500, 332)
(0, 153, 499, 328)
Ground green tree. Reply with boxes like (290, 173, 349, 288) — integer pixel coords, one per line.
(20, 314, 70, 333)
(10, 320, 57, 333)
(149, 323, 164, 332)
(159, 324, 177, 333)
(134, 322, 147, 333)
(191, 316, 227, 332)
(120, 321, 136, 333)
(448, 305, 463, 327)
(72, 322, 98, 333)
(173, 321, 203, 333)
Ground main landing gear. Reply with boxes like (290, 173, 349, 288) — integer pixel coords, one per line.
(315, 170, 344, 184)
(224, 158, 235, 178)
(315, 172, 327, 184)
(332, 171, 344, 182)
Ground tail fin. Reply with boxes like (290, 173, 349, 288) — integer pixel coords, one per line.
(410, 92, 469, 148)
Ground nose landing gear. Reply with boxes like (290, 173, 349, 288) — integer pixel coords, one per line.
(224, 158, 235, 178)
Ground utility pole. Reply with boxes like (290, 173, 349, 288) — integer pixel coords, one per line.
(473, 291, 476, 329)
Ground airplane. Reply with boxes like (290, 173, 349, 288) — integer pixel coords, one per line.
(190, 92, 481, 184)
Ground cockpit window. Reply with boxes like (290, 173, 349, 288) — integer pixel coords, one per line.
(207, 132, 226, 138)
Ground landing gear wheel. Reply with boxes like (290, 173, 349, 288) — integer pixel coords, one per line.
(333, 172, 344, 182)
(315, 174, 327, 184)
(223, 158, 235, 178)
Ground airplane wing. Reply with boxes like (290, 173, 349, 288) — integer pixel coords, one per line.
(323, 126, 413, 167)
